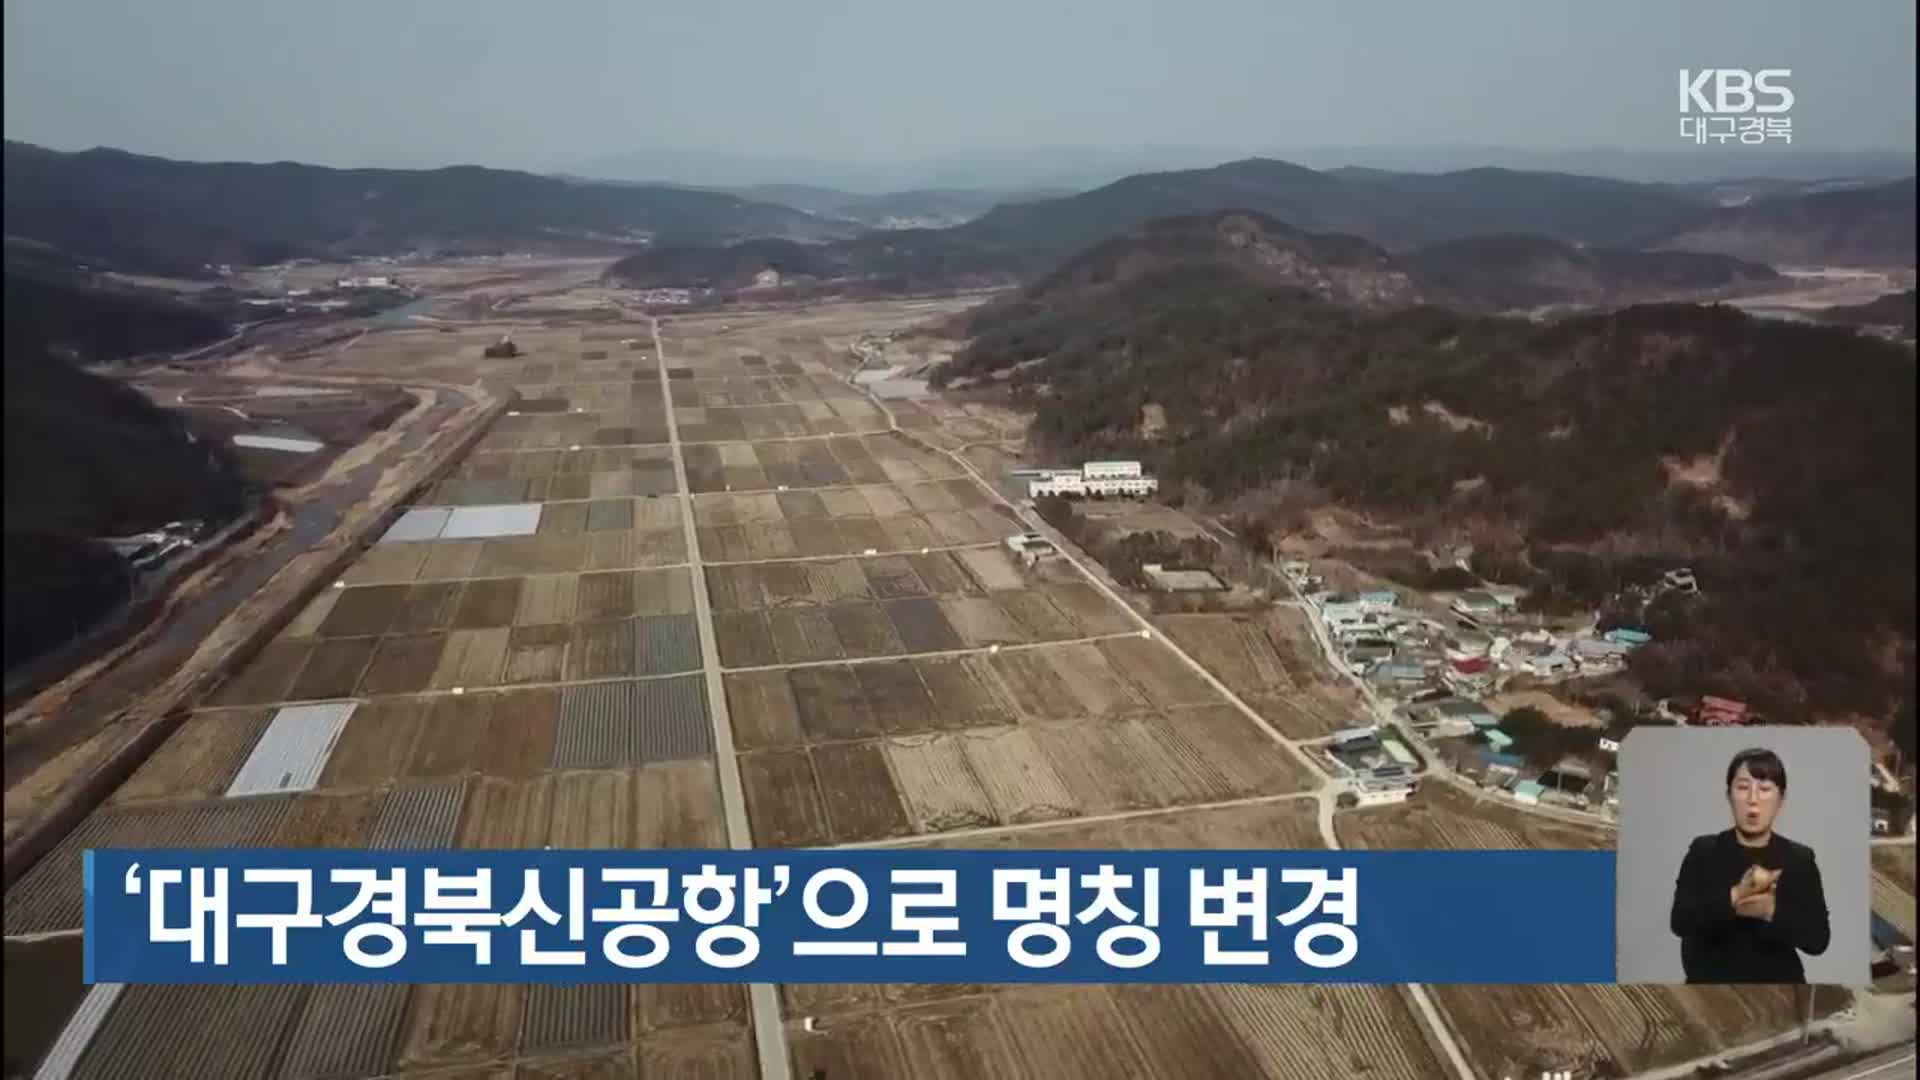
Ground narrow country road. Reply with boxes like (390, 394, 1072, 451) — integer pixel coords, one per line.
(650, 315, 795, 1080)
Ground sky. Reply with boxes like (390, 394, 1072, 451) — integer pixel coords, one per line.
(4, 0, 1915, 176)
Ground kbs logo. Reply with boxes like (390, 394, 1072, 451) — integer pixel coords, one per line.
(1678, 69, 1793, 146)
(1680, 69, 1794, 114)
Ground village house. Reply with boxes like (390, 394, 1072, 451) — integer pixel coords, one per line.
(1366, 659, 1430, 687)
(1571, 636, 1632, 672)
(1316, 593, 1368, 628)
(1444, 628, 1495, 660)
(1508, 639, 1573, 677)
(1444, 656, 1495, 695)
(1358, 589, 1399, 614)
(1451, 589, 1517, 621)
(1002, 532, 1057, 566)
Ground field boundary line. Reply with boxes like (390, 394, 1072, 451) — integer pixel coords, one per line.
(698, 541, 1000, 566)
(679, 429, 895, 445)
(211, 666, 717, 711)
(333, 562, 696, 586)
(831, 790, 1321, 850)
(719, 632, 1143, 674)
(681, 476, 973, 497)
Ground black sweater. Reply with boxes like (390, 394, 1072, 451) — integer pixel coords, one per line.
(1669, 829, 1830, 984)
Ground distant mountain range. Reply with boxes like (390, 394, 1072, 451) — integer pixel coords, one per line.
(612, 158, 1905, 296)
(2, 141, 852, 277)
(566, 145, 1265, 194)
(565, 145, 1916, 193)
(711, 185, 1069, 229)
(955, 159, 1713, 261)
(9, 141, 1910, 285)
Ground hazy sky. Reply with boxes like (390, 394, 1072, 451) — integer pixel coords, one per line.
(5, 0, 1914, 171)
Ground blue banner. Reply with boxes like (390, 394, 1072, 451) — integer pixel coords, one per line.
(84, 849, 1616, 984)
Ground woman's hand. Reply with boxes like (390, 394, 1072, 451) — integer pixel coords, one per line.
(1730, 865, 1780, 920)
(1734, 889, 1777, 921)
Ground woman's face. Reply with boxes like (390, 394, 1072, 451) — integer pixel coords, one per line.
(1727, 763, 1783, 836)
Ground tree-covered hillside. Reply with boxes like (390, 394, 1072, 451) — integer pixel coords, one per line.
(951, 276, 1915, 739)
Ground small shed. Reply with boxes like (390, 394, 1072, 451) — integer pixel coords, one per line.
(1368, 660, 1429, 683)
(1382, 740, 1417, 767)
(1484, 729, 1515, 751)
(1512, 780, 1546, 805)
(1335, 733, 1382, 754)
(1574, 638, 1632, 661)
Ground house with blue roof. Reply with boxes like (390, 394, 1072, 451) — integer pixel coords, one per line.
(1358, 589, 1399, 613)
(1511, 780, 1547, 805)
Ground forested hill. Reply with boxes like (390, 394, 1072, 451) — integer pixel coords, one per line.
(5, 271, 229, 363)
(1017, 211, 1420, 309)
(949, 274, 1915, 740)
(4, 271, 247, 669)
(3, 141, 845, 276)
(934, 211, 1783, 340)
(953, 158, 1714, 263)
(1403, 234, 1779, 313)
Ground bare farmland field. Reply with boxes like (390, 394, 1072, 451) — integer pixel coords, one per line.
(105, 708, 273, 805)
(1427, 963, 1831, 1077)
(719, 630, 1314, 845)
(1097, 635, 1218, 708)
(1154, 614, 1290, 695)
